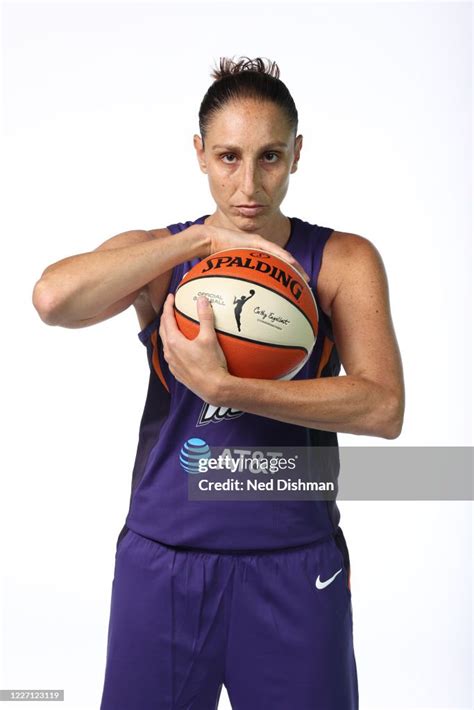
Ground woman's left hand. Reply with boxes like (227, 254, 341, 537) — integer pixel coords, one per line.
(159, 293, 230, 403)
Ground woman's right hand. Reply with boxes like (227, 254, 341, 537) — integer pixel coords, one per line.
(196, 223, 310, 282)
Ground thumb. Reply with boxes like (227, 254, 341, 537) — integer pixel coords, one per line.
(197, 296, 215, 335)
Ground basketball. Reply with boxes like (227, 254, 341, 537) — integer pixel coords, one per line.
(174, 248, 319, 379)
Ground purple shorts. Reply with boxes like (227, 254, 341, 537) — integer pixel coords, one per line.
(100, 526, 358, 709)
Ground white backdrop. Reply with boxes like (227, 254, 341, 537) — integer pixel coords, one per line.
(0, 1, 472, 709)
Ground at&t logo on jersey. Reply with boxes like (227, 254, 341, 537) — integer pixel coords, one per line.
(179, 438, 211, 474)
(179, 439, 293, 475)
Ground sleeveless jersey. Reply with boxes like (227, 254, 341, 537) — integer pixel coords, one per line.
(122, 214, 342, 552)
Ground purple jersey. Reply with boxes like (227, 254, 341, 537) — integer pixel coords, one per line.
(122, 214, 342, 551)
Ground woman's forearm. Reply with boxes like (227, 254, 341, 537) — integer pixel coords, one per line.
(32, 225, 208, 324)
(213, 372, 402, 439)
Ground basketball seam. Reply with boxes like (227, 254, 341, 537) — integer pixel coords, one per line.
(175, 273, 318, 335)
(174, 307, 310, 352)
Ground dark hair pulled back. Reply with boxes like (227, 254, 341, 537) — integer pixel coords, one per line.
(198, 56, 298, 147)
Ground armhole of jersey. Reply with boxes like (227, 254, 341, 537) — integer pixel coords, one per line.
(137, 262, 186, 345)
(314, 227, 334, 281)
(318, 306, 335, 343)
(137, 309, 163, 345)
(314, 227, 335, 343)
(137, 224, 187, 345)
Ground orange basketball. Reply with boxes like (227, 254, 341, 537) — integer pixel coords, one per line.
(174, 248, 318, 380)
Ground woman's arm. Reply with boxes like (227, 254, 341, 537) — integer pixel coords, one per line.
(32, 221, 307, 329)
(159, 235, 405, 439)
(31, 226, 209, 327)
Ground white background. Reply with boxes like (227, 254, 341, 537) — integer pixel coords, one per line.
(0, 1, 472, 708)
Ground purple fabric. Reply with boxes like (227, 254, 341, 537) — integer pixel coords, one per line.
(100, 526, 358, 709)
(123, 215, 344, 551)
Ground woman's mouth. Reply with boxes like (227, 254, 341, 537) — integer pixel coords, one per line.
(235, 205, 265, 216)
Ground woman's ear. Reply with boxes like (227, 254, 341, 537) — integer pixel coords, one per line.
(291, 134, 303, 173)
(193, 134, 208, 173)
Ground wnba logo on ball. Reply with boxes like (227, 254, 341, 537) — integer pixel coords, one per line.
(179, 438, 211, 474)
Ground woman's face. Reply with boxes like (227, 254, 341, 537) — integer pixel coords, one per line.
(193, 99, 302, 229)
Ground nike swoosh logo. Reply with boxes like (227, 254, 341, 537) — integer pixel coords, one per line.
(315, 568, 343, 590)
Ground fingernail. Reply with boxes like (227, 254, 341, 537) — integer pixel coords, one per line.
(198, 296, 209, 307)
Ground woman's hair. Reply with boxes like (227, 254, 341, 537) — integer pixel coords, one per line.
(198, 56, 298, 147)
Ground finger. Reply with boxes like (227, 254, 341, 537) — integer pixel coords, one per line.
(196, 295, 216, 337)
(158, 306, 167, 342)
(291, 260, 311, 283)
(161, 293, 184, 342)
(159, 294, 172, 335)
(264, 247, 310, 282)
(254, 239, 309, 282)
(163, 293, 180, 333)
(277, 253, 309, 282)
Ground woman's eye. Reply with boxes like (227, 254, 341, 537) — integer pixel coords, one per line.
(221, 152, 279, 164)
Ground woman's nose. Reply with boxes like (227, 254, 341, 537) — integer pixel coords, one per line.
(239, 161, 261, 194)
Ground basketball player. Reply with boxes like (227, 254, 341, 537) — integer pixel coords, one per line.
(233, 289, 255, 332)
(32, 57, 404, 709)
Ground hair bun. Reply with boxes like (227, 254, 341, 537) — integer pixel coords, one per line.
(211, 56, 280, 82)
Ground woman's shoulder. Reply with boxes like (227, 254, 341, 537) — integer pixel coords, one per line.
(318, 228, 379, 318)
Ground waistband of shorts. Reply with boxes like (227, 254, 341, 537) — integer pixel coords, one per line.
(125, 527, 339, 557)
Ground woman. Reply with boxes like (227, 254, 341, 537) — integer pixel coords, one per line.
(33, 56, 404, 709)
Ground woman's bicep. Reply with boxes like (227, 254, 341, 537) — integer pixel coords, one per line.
(330, 235, 404, 405)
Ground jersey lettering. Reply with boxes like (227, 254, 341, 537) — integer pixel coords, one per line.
(197, 402, 245, 427)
